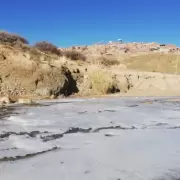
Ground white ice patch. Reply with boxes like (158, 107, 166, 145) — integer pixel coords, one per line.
(9, 135, 54, 152)
(1, 97, 180, 180)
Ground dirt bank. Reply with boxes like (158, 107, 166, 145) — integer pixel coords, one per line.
(0, 40, 180, 101)
(0, 44, 80, 98)
(1, 97, 180, 180)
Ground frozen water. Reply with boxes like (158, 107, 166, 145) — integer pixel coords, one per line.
(0, 97, 180, 180)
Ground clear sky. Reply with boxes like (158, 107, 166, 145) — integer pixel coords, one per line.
(1, 0, 180, 47)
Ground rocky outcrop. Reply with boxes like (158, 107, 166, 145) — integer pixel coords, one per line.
(0, 96, 35, 106)
(0, 96, 13, 105)
(0, 45, 79, 98)
(17, 98, 33, 104)
(1, 43, 180, 99)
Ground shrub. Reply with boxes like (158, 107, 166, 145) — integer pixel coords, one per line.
(97, 56, 120, 66)
(64, 50, 86, 61)
(88, 70, 120, 94)
(124, 48, 130, 53)
(33, 41, 62, 56)
(0, 31, 29, 45)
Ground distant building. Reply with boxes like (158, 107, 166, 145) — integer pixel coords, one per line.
(118, 39, 123, 44)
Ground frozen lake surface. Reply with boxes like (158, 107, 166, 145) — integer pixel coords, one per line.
(0, 97, 180, 180)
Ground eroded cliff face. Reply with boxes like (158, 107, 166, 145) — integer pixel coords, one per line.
(0, 45, 79, 98)
(1, 43, 180, 102)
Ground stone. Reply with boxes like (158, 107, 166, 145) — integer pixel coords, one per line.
(0, 96, 12, 105)
(50, 94, 56, 99)
(33, 66, 75, 97)
(35, 87, 52, 97)
(18, 98, 33, 104)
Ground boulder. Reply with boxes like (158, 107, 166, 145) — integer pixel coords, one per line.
(0, 96, 13, 104)
(33, 66, 78, 97)
(0, 46, 79, 97)
(18, 98, 33, 104)
(34, 87, 53, 97)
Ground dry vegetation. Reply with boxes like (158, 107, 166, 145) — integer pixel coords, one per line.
(63, 50, 86, 61)
(88, 70, 120, 95)
(124, 53, 180, 74)
(0, 31, 29, 45)
(96, 56, 120, 66)
(0, 31, 180, 98)
(34, 41, 62, 56)
(0, 32, 86, 61)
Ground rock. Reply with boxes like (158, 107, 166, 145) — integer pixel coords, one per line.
(18, 98, 33, 104)
(35, 87, 52, 97)
(50, 94, 56, 99)
(34, 66, 79, 97)
(57, 94, 65, 99)
(115, 75, 129, 93)
(0, 53, 6, 61)
(84, 75, 88, 80)
(0, 46, 79, 97)
(35, 78, 69, 97)
(0, 96, 13, 105)
(73, 68, 80, 73)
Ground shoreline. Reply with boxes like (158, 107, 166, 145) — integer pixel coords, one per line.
(2, 90, 180, 101)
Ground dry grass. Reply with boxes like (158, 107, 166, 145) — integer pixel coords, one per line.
(33, 41, 62, 56)
(88, 70, 119, 95)
(63, 50, 86, 61)
(97, 56, 120, 66)
(124, 53, 180, 74)
(88, 55, 120, 66)
(0, 31, 29, 45)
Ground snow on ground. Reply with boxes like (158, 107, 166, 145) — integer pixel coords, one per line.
(0, 97, 180, 180)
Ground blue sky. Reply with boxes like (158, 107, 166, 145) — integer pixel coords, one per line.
(1, 0, 180, 47)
